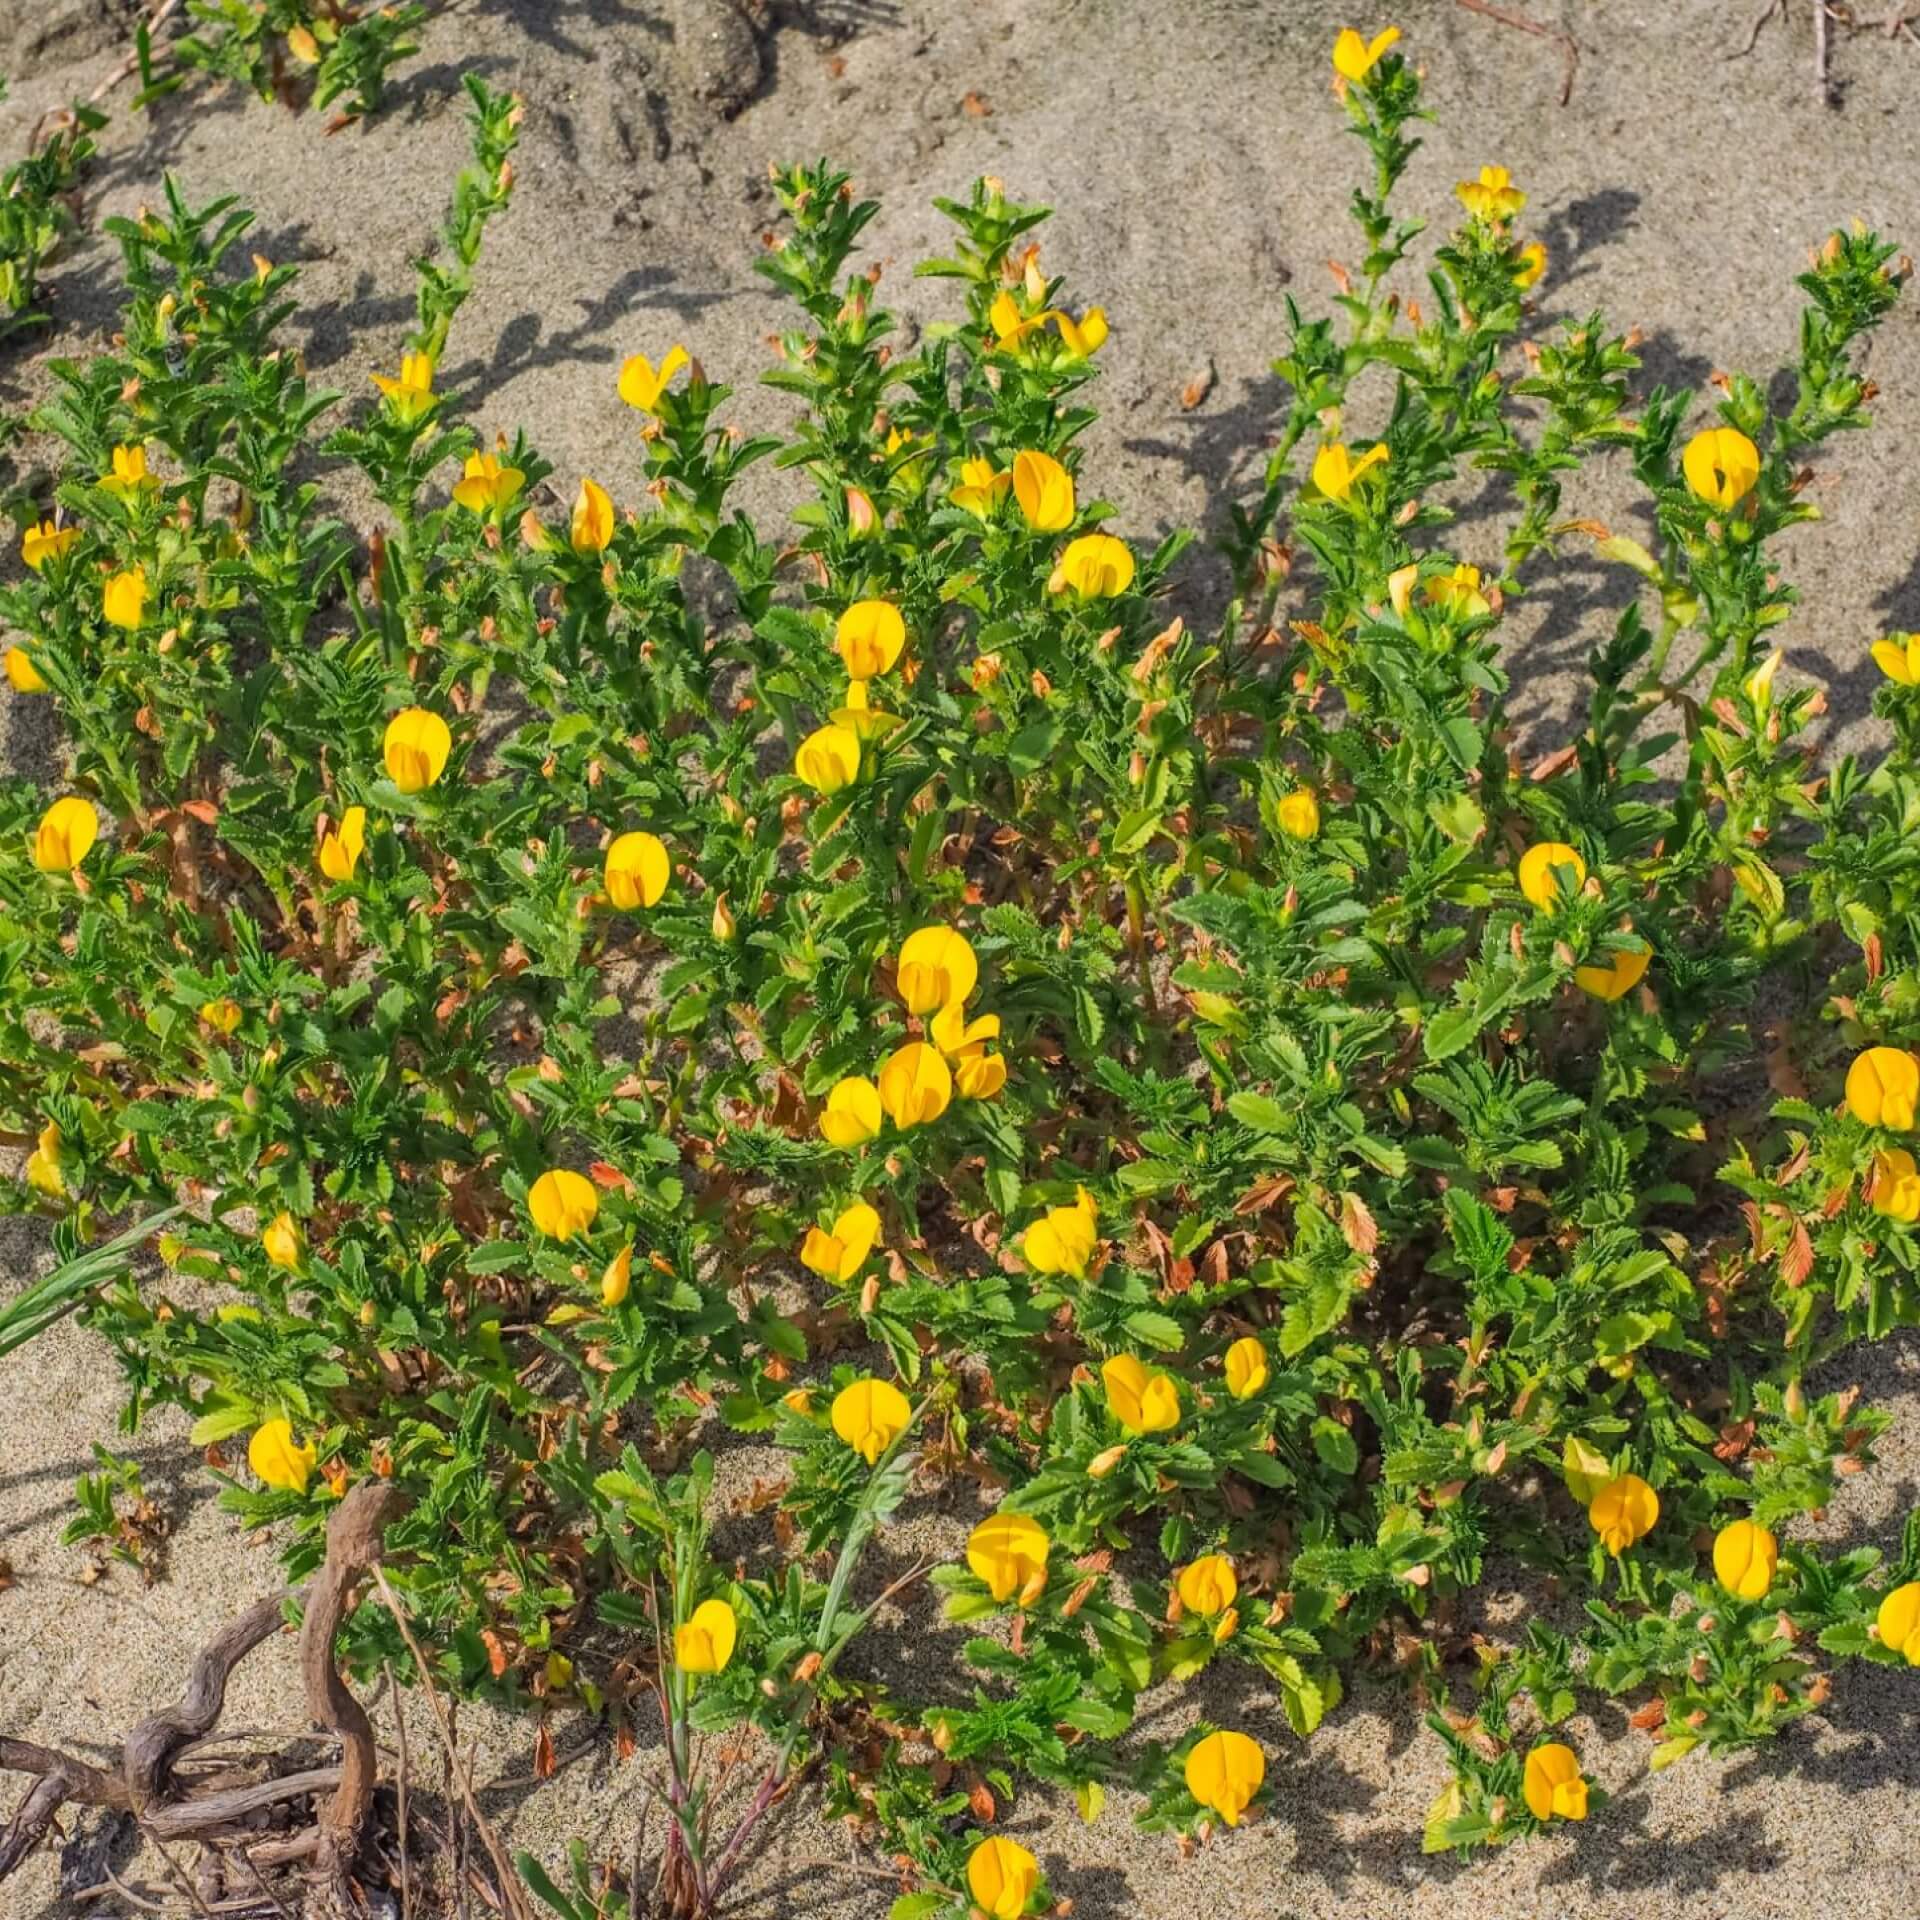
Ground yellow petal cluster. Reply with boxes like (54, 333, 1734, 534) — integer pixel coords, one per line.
(1870, 1147, 1920, 1221)
(248, 1418, 318, 1494)
(618, 344, 689, 414)
(5, 646, 49, 693)
(1185, 1729, 1264, 1826)
(675, 1596, 737, 1674)
(1223, 1336, 1269, 1399)
(319, 806, 368, 882)
(877, 1040, 952, 1129)
(1012, 449, 1075, 532)
(571, 476, 615, 553)
(604, 830, 671, 910)
(21, 517, 79, 571)
(966, 1511, 1051, 1606)
(529, 1167, 599, 1239)
(795, 721, 861, 794)
(383, 707, 452, 792)
(1712, 1518, 1779, 1600)
(1521, 1742, 1588, 1823)
(1023, 1186, 1099, 1279)
(1048, 532, 1134, 599)
(1847, 1046, 1920, 1129)
(372, 352, 436, 425)
(1102, 1353, 1179, 1435)
(830, 1376, 911, 1465)
(1456, 165, 1527, 223)
(1176, 1554, 1238, 1617)
(1311, 440, 1388, 501)
(1681, 426, 1760, 509)
(800, 1201, 882, 1284)
(1872, 633, 1920, 685)
(966, 1836, 1039, 1920)
(1517, 841, 1586, 910)
(1574, 940, 1651, 1003)
(835, 600, 907, 680)
(1332, 24, 1400, 83)
(1588, 1471, 1658, 1555)
(32, 796, 100, 873)
(1878, 1581, 1920, 1663)
(819, 1075, 883, 1147)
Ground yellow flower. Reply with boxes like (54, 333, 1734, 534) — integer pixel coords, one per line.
(383, 707, 452, 793)
(99, 443, 158, 498)
(103, 566, 149, 630)
(32, 795, 99, 872)
(604, 830, 671, 910)
(1512, 240, 1547, 289)
(1426, 563, 1490, 620)
(602, 1243, 634, 1307)
(21, 517, 78, 571)
(1102, 1353, 1180, 1435)
(835, 600, 907, 679)
(451, 450, 525, 515)
(1023, 1186, 1099, 1279)
(529, 1168, 599, 1239)
(1177, 1554, 1238, 1617)
(1185, 1729, 1264, 1827)
(1012, 449, 1075, 532)
(1310, 440, 1388, 501)
(319, 805, 367, 883)
(1521, 1742, 1588, 1823)
(262, 1211, 303, 1270)
(966, 1835, 1039, 1920)
(1744, 649, 1783, 709)
(1574, 940, 1651, 1003)
(1456, 165, 1527, 223)
(952, 455, 1010, 518)
(1332, 24, 1400, 83)
(877, 1040, 953, 1129)
(1872, 632, 1920, 684)
(5, 646, 49, 694)
(1588, 1471, 1659, 1556)
(249, 1418, 318, 1494)
(1275, 788, 1320, 841)
(989, 288, 1046, 353)
(1847, 1046, 1920, 1130)
(1223, 1336, 1269, 1400)
(1052, 305, 1109, 358)
(1870, 1147, 1920, 1222)
(966, 1511, 1051, 1606)
(674, 1597, 737, 1674)
(571, 476, 615, 553)
(795, 722, 861, 794)
(897, 925, 979, 1014)
(1517, 841, 1586, 910)
(781, 1387, 815, 1417)
(831, 1376, 911, 1465)
(1877, 1581, 1920, 1663)
(1048, 532, 1135, 599)
(371, 352, 436, 425)
(23, 1121, 66, 1197)
(800, 1201, 882, 1284)
(930, 1002, 1005, 1098)
(819, 1075, 883, 1147)
(618, 344, 689, 414)
(199, 997, 242, 1034)
(1681, 426, 1761, 509)
(831, 676, 903, 741)
(1712, 1519, 1779, 1601)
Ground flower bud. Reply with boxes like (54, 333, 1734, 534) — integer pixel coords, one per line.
(1087, 1444, 1127, 1479)
(711, 891, 737, 943)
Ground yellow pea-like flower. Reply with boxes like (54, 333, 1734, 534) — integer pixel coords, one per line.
(819, 1075, 883, 1147)
(529, 1168, 599, 1239)
(897, 925, 979, 1014)
(1102, 1353, 1180, 1435)
(1456, 164, 1527, 223)
(1177, 1554, 1238, 1618)
(966, 1836, 1039, 1920)
(1712, 1518, 1779, 1601)
(99, 443, 158, 498)
(795, 722, 862, 794)
(602, 1243, 634, 1307)
(1184, 1729, 1264, 1827)
(261, 1211, 303, 1270)
(877, 1041, 953, 1129)
(1521, 1742, 1588, 1823)
(1512, 240, 1547, 289)
(1573, 939, 1651, 1003)
(199, 998, 242, 1034)
(21, 517, 79, 571)
(674, 1597, 737, 1674)
(1331, 24, 1400, 83)
(604, 830, 670, 911)
(451, 450, 525, 516)
(1681, 426, 1761, 509)
(1276, 788, 1320, 841)
(1877, 1581, 1920, 1664)
(831, 1376, 911, 1465)
(1425, 562, 1490, 619)
(1310, 440, 1389, 501)
(23, 1121, 66, 1197)
(1870, 1147, 1920, 1222)
(371, 352, 436, 425)
(1847, 1046, 1920, 1130)
(799, 1201, 882, 1285)
(1588, 1471, 1659, 1556)
(5, 645, 49, 693)
(1022, 1186, 1099, 1280)
(966, 1511, 1051, 1606)
(1223, 1336, 1269, 1400)
(32, 795, 100, 873)
(1871, 633, 1920, 685)
(930, 1002, 1006, 1099)
(248, 1418, 318, 1494)
(1012, 449, 1075, 532)
(835, 600, 907, 679)
(618, 344, 690, 415)
(383, 707, 452, 793)
(318, 806, 367, 883)
(1052, 306, 1108, 359)
(1048, 532, 1134, 599)
(1517, 841, 1586, 910)
(951, 455, 1010, 518)
(103, 566, 149, 630)
(571, 476, 615, 553)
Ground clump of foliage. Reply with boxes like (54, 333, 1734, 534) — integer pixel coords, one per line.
(154, 0, 425, 123)
(0, 85, 105, 341)
(6, 24, 1920, 1918)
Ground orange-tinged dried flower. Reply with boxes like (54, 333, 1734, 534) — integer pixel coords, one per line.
(877, 1040, 952, 1128)
(967, 1510, 1051, 1605)
(831, 1376, 911, 1464)
(33, 795, 99, 872)
(835, 600, 907, 679)
(897, 925, 978, 1014)
(618, 344, 689, 414)
(1847, 1046, 1920, 1129)
(1682, 427, 1761, 509)
(372, 352, 436, 425)
(452, 450, 525, 515)
(249, 1418, 317, 1494)
(1877, 1581, 1920, 1663)
(1185, 1729, 1264, 1826)
(819, 1075, 882, 1147)
(262, 1211, 302, 1270)
(675, 1597, 737, 1674)
(21, 517, 78, 571)
(5, 646, 49, 693)
(1224, 1336, 1269, 1399)
(319, 806, 367, 882)
(1456, 165, 1527, 223)
(1049, 532, 1134, 599)
(1012, 449, 1075, 532)
(103, 566, 148, 630)
(571, 476, 615, 553)
(795, 722, 861, 794)
(529, 1168, 599, 1239)
(1102, 1353, 1179, 1435)
(604, 830, 670, 910)
(1023, 1186, 1099, 1279)
(1177, 1554, 1238, 1617)
(384, 707, 452, 793)
(1518, 841, 1586, 910)
(1522, 1742, 1588, 1822)
(1712, 1519, 1779, 1600)
(800, 1201, 882, 1284)
(1311, 440, 1388, 500)
(966, 1835, 1039, 1920)
(1574, 940, 1651, 1003)
(1588, 1472, 1658, 1555)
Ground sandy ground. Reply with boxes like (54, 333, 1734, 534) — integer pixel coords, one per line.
(6, 0, 1920, 1914)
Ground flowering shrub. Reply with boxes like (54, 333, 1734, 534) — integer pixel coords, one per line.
(6, 24, 1920, 1914)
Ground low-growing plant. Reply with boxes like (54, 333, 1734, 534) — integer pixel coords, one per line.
(7, 20, 1920, 1915)
(0, 86, 106, 341)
